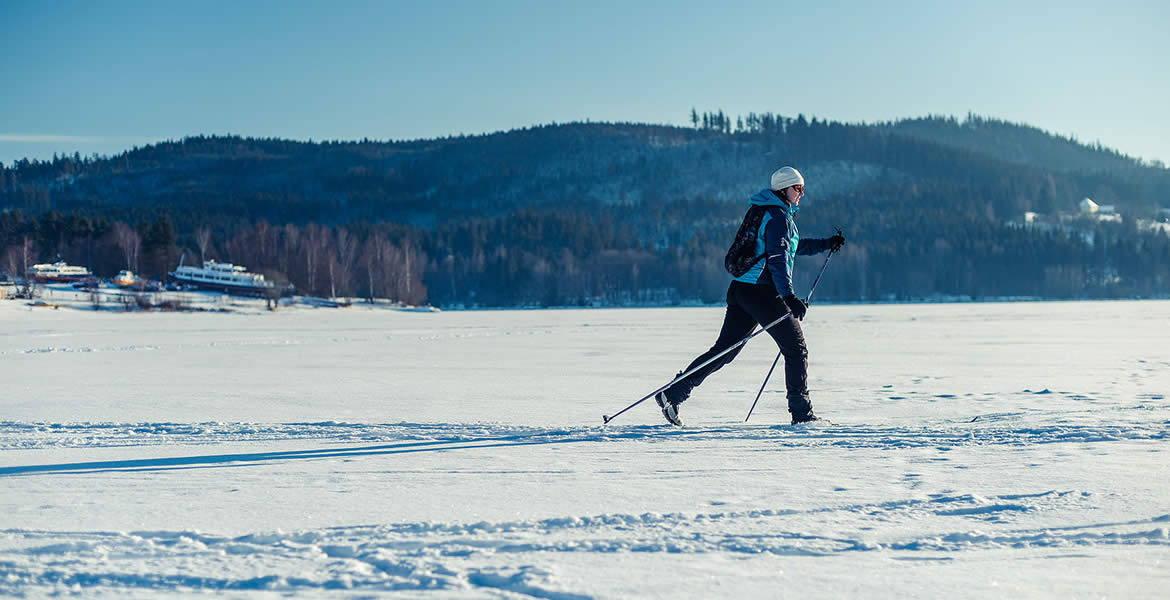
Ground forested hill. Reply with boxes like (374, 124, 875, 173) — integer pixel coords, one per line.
(2, 114, 1168, 306)
(881, 114, 1165, 176)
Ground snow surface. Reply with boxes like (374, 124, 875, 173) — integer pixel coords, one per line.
(1, 296, 1168, 598)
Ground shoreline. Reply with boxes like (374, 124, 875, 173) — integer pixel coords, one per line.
(2, 281, 1168, 317)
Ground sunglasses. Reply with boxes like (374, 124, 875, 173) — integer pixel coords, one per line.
(790, 184, 804, 193)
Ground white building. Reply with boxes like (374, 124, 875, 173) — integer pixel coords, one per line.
(1078, 197, 1120, 222)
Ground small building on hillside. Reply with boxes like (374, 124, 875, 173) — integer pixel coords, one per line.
(1079, 197, 1115, 214)
(1078, 197, 1120, 222)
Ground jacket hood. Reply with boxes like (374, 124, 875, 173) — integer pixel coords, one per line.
(749, 189, 798, 213)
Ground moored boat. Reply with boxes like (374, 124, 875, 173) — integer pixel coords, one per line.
(28, 261, 93, 283)
(113, 270, 142, 288)
(169, 259, 274, 295)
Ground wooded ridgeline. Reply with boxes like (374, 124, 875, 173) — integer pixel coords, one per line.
(2, 114, 1168, 305)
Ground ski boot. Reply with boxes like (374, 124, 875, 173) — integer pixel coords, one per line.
(655, 391, 684, 427)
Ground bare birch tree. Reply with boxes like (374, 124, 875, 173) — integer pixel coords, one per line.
(195, 226, 211, 263)
(8, 236, 35, 275)
(5, 236, 39, 298)
(111, 222, 141, 272)
(303, 223, 324, 295)
(3, 236, 35, 276)
(333, 228, 356, 299)
(360, 233, 390, 302)
(385, 240, 427, 305)
(279, 224, 299, 277)
(255, 221, 277, 268)
(1, 246, 15, 276)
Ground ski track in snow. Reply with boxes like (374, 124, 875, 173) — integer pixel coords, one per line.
(1, 418, 1166, 454)
(2, 496, 1167, 595)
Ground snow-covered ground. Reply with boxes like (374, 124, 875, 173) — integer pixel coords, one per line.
(1, 297, 1167, 598)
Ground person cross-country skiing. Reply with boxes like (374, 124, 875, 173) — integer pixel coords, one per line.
(656, 166, 844, 426)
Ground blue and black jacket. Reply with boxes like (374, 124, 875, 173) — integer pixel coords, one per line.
(732, 189, 833, 297)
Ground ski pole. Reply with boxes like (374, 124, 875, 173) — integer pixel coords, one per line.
(747, 353, 782, 422)
(744, 245, 837, 422)
(601, 309, 793, 425)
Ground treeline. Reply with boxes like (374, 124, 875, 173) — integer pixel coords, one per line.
(4, 115, 1168, 231)
(880, 114, 1164, 172)
(0, 210, 426, 304)
(2, 116, 1169, 305)
(4, 194, 1168, 306)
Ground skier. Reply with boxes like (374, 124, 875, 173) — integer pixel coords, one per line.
(656, 166, 844, 426)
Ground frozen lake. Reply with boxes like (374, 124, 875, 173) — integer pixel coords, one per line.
(1, 299, 1168, 597)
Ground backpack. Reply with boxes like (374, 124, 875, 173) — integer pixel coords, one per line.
(724, 205, 769, 277)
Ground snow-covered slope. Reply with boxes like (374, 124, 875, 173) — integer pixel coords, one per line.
(1, 300, 1167, 597)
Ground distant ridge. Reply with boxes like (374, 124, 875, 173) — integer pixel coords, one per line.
(879, 113, 1155, 173)
(2, 113, 1168, 305)
(2, 113, 1166, 229)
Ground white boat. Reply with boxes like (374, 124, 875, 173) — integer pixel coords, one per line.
(28, 261, 93, 283)
(113, 270, 142, 288)
(169, 259, 274, 295)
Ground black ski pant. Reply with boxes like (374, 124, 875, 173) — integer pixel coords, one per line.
(666, 281, 811, 416)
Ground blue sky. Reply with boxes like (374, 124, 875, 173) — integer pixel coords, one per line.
(2, 0, 1168, 166)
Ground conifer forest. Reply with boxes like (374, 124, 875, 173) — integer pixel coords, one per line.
(2, 114, 1168, 306)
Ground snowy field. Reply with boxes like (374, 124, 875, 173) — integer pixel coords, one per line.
(1, 295, 1168, 598)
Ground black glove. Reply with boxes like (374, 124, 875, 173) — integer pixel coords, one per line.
(828, 233, 846, 253)
(781, 295, 807, 321)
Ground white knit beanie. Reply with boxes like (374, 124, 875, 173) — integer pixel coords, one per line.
(769, 166, 805, 191)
